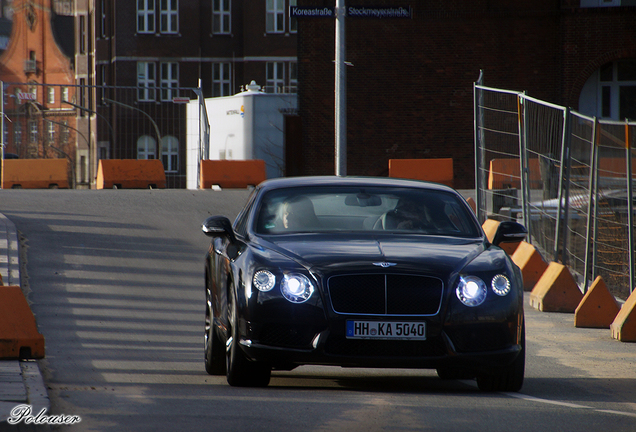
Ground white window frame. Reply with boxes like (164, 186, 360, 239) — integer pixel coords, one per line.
(47, 87, 55, 104)
(266, 0, 285, 33)
(160, 62, 179, 101)
(137, 62, 156, 102)
(212, 0, 231, 34)
(161, 135, 179, 172)
(29, 120, 37, 144)
(289, 0, 297, 33)
(62, 87, 69, 102)
(160, 0, 178, 34)
(137, 135, 157, 159)
(47, 121, 55, 143)
(289, 62, 297, 93)
(137, 0, 156, 34)
(212, 62, 232, 96)
(266, 62, 285, 93)
(13, 122, 21, 146)
(598, 60, 636, 120)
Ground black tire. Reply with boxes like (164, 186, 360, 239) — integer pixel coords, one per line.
(476, 321, 525, 392)
(225, 289, 271, 387)
(204, 288, 225, 375)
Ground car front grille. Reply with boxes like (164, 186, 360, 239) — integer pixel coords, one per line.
(327, 274, 443, 315)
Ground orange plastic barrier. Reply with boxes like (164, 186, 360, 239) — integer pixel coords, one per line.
(488, 158, 542, 190)
(0, 286, 45, 359)
(1, 159, 69, 189)
(96, 159, 166, 189)
(511, 241, 548, 291)
(200, 159, 267, 189)
(529, 262, 584, 313)
(574, 276, 620, 328)
(610, 290, 636, 342)
(388, 159, 453, 187)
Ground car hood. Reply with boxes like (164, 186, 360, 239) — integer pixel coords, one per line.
(258, 234, 486, 278)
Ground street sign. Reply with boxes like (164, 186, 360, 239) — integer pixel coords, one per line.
(289, 6, 334, 18)
(290, 6, 411, 19)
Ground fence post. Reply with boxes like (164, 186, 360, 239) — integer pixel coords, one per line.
(518, 93, 531, 239)
(626, 120, 634, 294)
(473, 72, 485, 223)
(583, 118, 599, 293)
(554, 108, 572, 263)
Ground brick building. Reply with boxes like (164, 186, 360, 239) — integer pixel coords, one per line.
(295, 0, 636, 188)
(0, 0, 77, 181)
(92, 0, 298, 188)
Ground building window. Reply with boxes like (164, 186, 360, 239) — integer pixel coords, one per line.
(60, 121, 69, 143)
(212, 0, 231, 34)
(137, 135, 156, 159)
(266, 0, 284, 33)
(47, 87, 55, 105)
(47, 122, 55, 143)
(79, 15, 86, 54)
(212, 63, 232, 96)
(62, 87, 69, 102)
(161, 136, 179, 172)
(29, 120, 37, 144)
(137, 62, 156, 102)
(289, 62, 297, 93)
(14, 122, 21, 146)
(100, 0, 108, 38)
(580, 0, 621, 6)
(160, 62, 179, 101)
(266, 62, 285, 93)
(160, 0, 178, 34)
(137, 0, 156, 34)
(599, 60, 636, 120)
(290, 0, 297, 32)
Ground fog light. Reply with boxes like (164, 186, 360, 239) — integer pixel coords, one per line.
(253, 270, 275, 292)
(491, 274, 511, 296)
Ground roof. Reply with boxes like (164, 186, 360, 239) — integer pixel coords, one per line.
(257, 176, 458, 192)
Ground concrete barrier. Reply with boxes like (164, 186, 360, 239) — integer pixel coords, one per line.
(199, 159, 267, 189)
(466, 197, 476, 214)
(511, 241, 548, 291)
(0, 286, 45, 359)
(96, 159, 166, 189)
(529, 262, 584, 313)
(388, 158, 453, 187)
(482, 219, 520, 255)
(574, 276, 620, 328)
(1, 159, 69, 189)
(610, 290, 636, 342)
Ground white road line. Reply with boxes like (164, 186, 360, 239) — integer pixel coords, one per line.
(504, 392, 636, 418)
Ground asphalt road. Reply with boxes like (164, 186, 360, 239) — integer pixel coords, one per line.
(0, 189, 634, 432)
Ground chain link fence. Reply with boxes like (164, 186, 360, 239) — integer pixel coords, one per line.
(475, 82, 636, 301)
(1, 82, 203, 189)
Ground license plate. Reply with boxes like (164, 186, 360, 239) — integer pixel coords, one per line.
(346, 320, 426, 340)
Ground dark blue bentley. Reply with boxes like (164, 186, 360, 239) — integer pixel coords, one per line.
(202, 176, 527, 391)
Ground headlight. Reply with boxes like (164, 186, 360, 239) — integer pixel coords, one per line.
(491, 274, 511, 296)
(253, 270, 276, 292)
(281, 273, 314, 303)
(456, 276, 487, 307)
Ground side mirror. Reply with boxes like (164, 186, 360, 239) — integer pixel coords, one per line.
(492, 221, 527, 247)
(202, 216, 236, 243)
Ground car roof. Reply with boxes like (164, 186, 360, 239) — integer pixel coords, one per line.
(256, 176, 458, 193)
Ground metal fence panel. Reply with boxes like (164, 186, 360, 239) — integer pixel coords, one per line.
(474, 83, 635, 300)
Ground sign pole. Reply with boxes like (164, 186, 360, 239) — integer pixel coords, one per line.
(335, 0, 346, 176)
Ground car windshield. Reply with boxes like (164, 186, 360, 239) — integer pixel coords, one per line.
(255, 186, 481, 237)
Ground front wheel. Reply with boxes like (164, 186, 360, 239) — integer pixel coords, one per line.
(204, 288, 225, 375)
(225, 289, 271, 387)
(476, 321, 525, 392)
